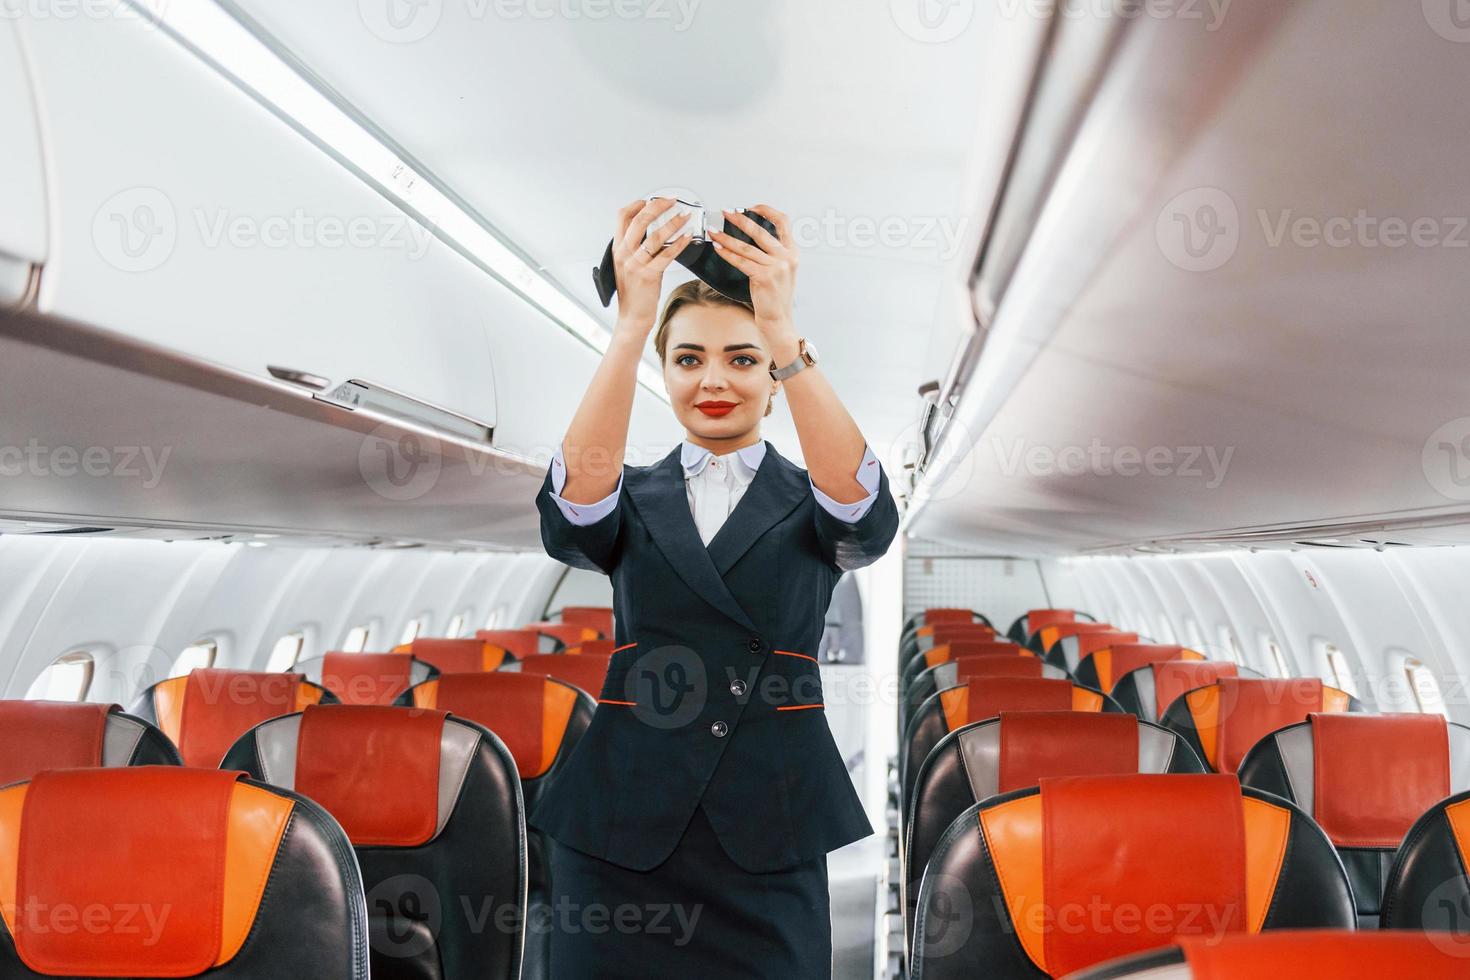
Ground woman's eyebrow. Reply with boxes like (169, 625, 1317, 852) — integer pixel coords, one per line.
(671, 342, 763, 352)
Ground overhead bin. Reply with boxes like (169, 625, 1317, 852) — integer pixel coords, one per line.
(0, 22, 47, 306)
(14, 8, 504, 432)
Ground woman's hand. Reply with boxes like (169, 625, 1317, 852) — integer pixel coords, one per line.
(710, 205, 800, 342)
(611, 198, 694, 335)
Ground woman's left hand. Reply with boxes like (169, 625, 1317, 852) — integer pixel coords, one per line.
(711, 205, 799, 340)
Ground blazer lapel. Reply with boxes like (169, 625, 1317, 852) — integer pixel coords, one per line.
(705, 440, 808, 576)
(626, 446, 758, 632)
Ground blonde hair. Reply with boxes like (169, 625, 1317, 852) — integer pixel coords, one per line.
(653, 281, 778, 417)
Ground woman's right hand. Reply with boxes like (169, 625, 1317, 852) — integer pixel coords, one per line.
(611, 198, 694, 334)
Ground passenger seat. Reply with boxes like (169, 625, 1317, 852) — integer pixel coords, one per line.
(519, 652, 615, 700)
(223, 704, 526, 980)
(557, 605, 614, 638)
(294, 651, 438, 704)
(1067, 931, 1466, 979)
(1111, 659, 1254, 723)
(399, 674, 594, 980)
(1158, 677, 1364, 773)
(1005, 608, 1088, 644)
(911, 774, 1355, 978)
(398, 637, 514, 672)
(0, 700, 179, 783)
(1381, 787, 1470, 934)
(131, 669, 335, 768)
(901, 712, 1204, 953)
(0, 766, 367, 978)
(1055, 629, 1139, 672)
(1240, 712, 1470, 926)
(1074, 643, 1206, 693)
(901, 678, 1122, 812)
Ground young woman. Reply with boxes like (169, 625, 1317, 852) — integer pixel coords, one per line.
(533, 197, 900, 978)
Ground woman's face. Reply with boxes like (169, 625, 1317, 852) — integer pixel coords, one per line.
(662, 302, 776, 444)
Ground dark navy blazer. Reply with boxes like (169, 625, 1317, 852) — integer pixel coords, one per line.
(530, 439, 900, 873)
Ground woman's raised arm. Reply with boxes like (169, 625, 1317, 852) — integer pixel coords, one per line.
(557, 198, 693, 503)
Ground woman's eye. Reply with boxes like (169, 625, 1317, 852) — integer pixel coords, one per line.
(676, 354, 699, 367)
(733, 355, 757, 366)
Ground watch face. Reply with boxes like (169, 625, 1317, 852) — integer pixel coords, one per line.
(803, 339, 819, 364)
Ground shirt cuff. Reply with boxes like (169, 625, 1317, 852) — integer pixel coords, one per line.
(810, 443, 881, 523)
(549, 443, 623, 526)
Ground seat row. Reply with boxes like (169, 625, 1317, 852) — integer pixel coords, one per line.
(0, 701, 522, 979)
(0, 604, 619, 980)
(890, 606, 1470, 978)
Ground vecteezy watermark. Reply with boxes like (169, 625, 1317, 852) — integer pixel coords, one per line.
(1158, 187, 1470, 272)
(1420, 877, 1470, 957)
(890, 0, 975, 44)
(996, 0, 1232, 32)
(788, 210, 970, 260)
(525, 897, 702, 944)
(1422, 417, 1470, 502)
(91, 187, 437, 273)
(358, 0, 702, 44)
(0, 0, 168, 27)
(619, 645, 708, 731)
(1422, 0, 1470, 43)
(7, 899, 172, 946)
(359, 424, 444, 502)
(193, 208, 435, 259)
(883, 417, 980, 505)
(917, 872, 975, 958)
(92, 187, 178, 274)
(1156, 187, 1241, 273)
(992, 438, 1235, 489)
(1258, 209, 1470, 252)
(0, 441, 172, 489)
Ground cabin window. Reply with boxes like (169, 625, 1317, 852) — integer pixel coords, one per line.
(446, 612, 467, 639)
(265, 632, 305, 672)
(26, 651, 95, 702)
(170, 640, 219, 679)
(341, 625, 372, 653)
(1265, 638, 1291, 678)
(1404, 658, 1449, 717)
(399, 617, 426, 645)
(1323, 643, 1360, 698)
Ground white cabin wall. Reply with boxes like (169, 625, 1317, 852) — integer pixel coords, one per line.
(0, 536, 558, 702)
(544, 569, 615, 624)
(1042, 548, 1470, 724)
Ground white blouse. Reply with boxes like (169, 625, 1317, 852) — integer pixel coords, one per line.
(549, 439, 881, 545)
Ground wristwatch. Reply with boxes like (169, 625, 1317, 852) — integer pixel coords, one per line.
(770, 338, 819, 381)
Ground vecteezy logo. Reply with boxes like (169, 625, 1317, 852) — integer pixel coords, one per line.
(1423, 0, 1470, 43)
(890, 0, 974, 43)
(92, 187, 177, 273)
(359, 0, 442, 43)
(1156, 187, 1240, 273)
(1423, 418, 1470, 502)
(625, 645, 707, 731)
(1421, 877, 1470, 957)
(366, 874, 441, 959)
(884, 416, 977, 505)
(359, 422, 443, 501)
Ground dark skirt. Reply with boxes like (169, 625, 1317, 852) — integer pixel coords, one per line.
(543, 801, 832, 979)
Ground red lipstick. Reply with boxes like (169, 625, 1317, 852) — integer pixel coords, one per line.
(696, 400, 737, 418)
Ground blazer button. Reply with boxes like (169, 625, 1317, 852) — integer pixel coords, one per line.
(710, 721, 729, 737)
(730, 679, 747, 696)
(748, 637, 763, 653)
